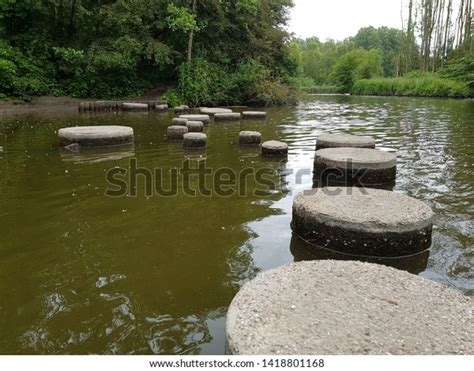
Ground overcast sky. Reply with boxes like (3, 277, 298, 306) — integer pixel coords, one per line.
(288, 0, 405, 41)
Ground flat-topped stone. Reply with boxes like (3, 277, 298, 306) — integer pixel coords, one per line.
(200, 107, 233, 115)
(58, 126, 134, 148)
(167, 125, 188, 140)
(121, 102, 148, 111)
(174, 105, 190, 113)
(313, 148, 396, 187)
(316, 133, 375, 150)
(215, 112, 242, 121)
(179, 114, 210, 124)
(239, 131, 262, 145)
(262, 140, 288, 157)
(226, 260, 473, 355)
(172, 118, 188, 126)
(186, 121, 204, 132)
(291, 187, 433, 256)
(155, 104, 169, 110)
(183, 133, 207, 148)
(242, 111, 267, 119)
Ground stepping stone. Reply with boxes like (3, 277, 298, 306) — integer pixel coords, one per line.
(239, 131, 262, 145)
(172, 118, 188, 126)
(242, 111, 267, 119)
(200, 107, 233, 115)
(313, 147, 397, 187)
(167, 125, 188, 140)
(179, 114, 210, 124)
(58, 126, 134, 148)
(121, 102, 148, 111)
(262, 140, 288, 157)
(226, 260, 473, 355)
(316, 133, 375, 150)
(186, 121, 204, 132)
(183, 133, 207, 149)
(291, 187, 433, 257)
(214, 113, 242, 121)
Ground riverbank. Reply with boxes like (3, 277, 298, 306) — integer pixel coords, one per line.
(351, 76, 471, 98)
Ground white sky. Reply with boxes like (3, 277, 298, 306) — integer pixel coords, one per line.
(288, 0, 405, 41)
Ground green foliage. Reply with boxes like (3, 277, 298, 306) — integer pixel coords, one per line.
(331, 49, 383, 92)
(161, 88, 184, 107)
(177, 57, 295, 107)
(438, 57, 474, 96)
(352, 26, 405, 77)
(166, 4, 199, 33)
(0, 0, 295, 103)
(352, 75, 470, 98)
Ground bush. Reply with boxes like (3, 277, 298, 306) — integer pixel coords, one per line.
(0, 41, 54, 100)
(351, 75, 470, 98)
(331, 49, 383, 93)
(161, 88, 184, 107)
(177, 58, 296, 107)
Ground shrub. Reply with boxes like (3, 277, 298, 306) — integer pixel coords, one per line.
(161, 88, 184, 107)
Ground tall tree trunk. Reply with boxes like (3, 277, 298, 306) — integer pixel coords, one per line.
(187, 0, 197, 62)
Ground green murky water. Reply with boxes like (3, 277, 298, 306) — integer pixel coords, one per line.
(0, 95, 473, 354)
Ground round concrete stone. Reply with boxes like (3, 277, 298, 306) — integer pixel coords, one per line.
(200, 107, 233, 115)
(214, 113, 242, 121)
(174, 105, 190, 113)
(121, 102, 148, 111)
(58, 126, 134, 148)
(155, 104, 169, 111)
(167, 125, 189, 140)
(186, 121, 204, 133)
(226, 260, 473, 355)
(313, 148, 397, 187)
(316, 133, 375, 150)
(291, 187, 433, 256)
(172, 118, 188, 126)
(262, 140, 288, 157)
(179, 114, 210, 124)
(242, 111, 267, 119)
(183, 133, 207, 149)
(239, 131, 262, 145)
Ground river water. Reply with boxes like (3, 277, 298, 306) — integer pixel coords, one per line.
(0, 95, 472, 354)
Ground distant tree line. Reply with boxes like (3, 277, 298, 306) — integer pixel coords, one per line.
(289, 0, 473, 97)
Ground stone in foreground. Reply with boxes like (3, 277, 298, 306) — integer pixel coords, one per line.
(239, 131, 262, 145)
(121, 102, 148, 111)
(183, 133, 207, 149)
(313, 147, 396, 187)
(226, 260, 473, 355)
(179, 114, 210, 124)
(262, 140, 288, 157)
(172, 118, 188, 126)
(167, 125, 188, 140)
(58, 126, 134, 148)
(186, 121, 204, 133)
(200, 107, 233, 115)
(214, 112, 242, 121)
(316, 133, 375, 150)
(291, 187, 433, 257)
(242, 111, 267, 119)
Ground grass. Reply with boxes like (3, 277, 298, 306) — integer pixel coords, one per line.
(351, 75, 470, 98)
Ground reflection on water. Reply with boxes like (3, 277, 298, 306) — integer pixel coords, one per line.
(290, 234, 430, 275)
(0, 95, 473, 354)
(60, 144, 135, 164)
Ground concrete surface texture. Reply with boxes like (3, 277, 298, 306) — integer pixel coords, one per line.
(226, 260, 473, 355)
